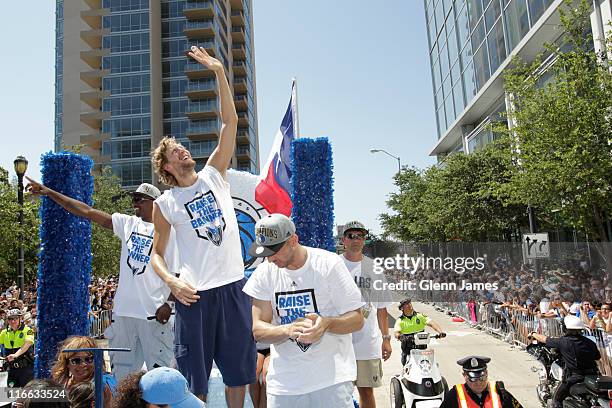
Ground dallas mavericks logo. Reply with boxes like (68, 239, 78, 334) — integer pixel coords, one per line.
(185, 191, 225, 246)
(233, 197, 266, 273)
(126, 232, 153, 276)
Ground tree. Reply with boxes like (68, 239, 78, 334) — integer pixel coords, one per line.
(381, 146, 526, 243)
(0, 167, 40, 286)
(495, 0, 612, 273)
(90, 166, 132, 277)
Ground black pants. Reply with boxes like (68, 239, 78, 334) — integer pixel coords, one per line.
(552, 372, 591, 408)
(8, 366, 34, 388)
(400, 339, 416, 366)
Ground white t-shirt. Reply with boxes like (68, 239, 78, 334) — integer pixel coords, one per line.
(243, 247, 364, 396)
(112, 214, 176, 319)
(342, 255, 391, 361)
(155, 166, 244, 291)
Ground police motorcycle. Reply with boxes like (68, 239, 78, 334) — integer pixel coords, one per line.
(389, 332, 448, 408)
(527, 335, 612, 407)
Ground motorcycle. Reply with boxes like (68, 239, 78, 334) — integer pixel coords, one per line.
(389, 332, 448, 408)
(527, 341, 612, 407)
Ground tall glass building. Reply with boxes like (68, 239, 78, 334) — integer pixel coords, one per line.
(424, 0, 576, 160)
(54, 0, 259, 188)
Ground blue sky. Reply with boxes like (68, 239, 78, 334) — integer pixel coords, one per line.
(0, 0, 436, 235)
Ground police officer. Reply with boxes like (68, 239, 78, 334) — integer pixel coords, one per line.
(393, 299, 445, 365)
(439, 356, 523, 408)
(529, 315, 600, 408)
(0, 309, 35, 387)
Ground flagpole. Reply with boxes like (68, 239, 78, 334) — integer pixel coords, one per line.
(291, 77, 300, 138)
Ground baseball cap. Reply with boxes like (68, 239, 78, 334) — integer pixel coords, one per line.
(248, 214, 296, 258)
(133, 183, 161, 200)
(140, 367, 205, 408)
(344, 220, 368, 234)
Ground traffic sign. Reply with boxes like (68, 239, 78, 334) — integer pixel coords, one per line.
(522, 233, 550, 260)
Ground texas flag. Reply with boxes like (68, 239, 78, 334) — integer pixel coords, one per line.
(255, 81, 298, 216)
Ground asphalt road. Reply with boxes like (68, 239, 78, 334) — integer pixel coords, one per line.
(374, 302, 541, 407)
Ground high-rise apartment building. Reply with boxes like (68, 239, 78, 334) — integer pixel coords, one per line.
(424, 0, 610, 160)
(55, 0, 259, 188)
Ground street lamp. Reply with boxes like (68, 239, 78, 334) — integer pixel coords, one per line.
(13, 156, 28, 301)
(370, 149, 401, 173)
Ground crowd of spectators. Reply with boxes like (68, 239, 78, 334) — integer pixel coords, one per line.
(381, 247, 612, 334)
(0, 277, 118, 333)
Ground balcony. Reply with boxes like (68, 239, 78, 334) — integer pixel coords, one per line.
(80, 89, 111, 110)
(237, 159, 251, 172)
(232, 43, 246, 59)
(80, 132, 109, 149)
(81, 8, 109, 30)
(237, 111, 249, 126)
(232, 60, 247, 75)
(186, 80, 217, 99)
(233, 76, 247, 92)
(184, 1, 214, 19)
(81, 28, 110, 49)
(81, 48, 110, 69)
(230, 0, 243, 11)
(184, 20, 215, 39)
(185, 61, 216, 79)
(186, 127, 219, 141)
(231, 27, 245, 42)
(81, 110, 110, 129)
(234, 94, 247, 110)
(231, 10, 244, 25)
(237, 129, 249, 143)
(186, 101, 219, 119)
(236, 144, 251, 160)
(80, 69, 110, 89)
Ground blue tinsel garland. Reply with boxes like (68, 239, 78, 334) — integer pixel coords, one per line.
(290, 138, 335, 252)
(35, 152, 94, 378)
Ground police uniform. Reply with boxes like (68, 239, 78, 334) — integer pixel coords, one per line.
(439, 356, 523, 408)
(545, 333, 600, 408)
(0, 323, 35, 387)
(394, 301, 429, 366)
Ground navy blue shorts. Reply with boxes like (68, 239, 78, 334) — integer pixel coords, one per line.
(174, 278, 256, 396)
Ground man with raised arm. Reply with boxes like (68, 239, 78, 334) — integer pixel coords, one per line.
(25, 179, 176, 380)
(150, 46, 255, 408)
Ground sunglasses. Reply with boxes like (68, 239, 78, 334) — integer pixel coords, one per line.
(345, 233, 366, 240)
(7, 317, 19, 321)
(69, 356, 94, 366)
(465, 373, 487, 382)
(132, 196, 152, 204)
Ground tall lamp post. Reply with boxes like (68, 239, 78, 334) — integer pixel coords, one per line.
(370, 149, 401, 173)
(14, 156, 28, 301)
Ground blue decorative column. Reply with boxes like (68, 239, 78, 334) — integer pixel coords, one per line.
(35, 153, 94, 378)
(290, 138, 335, 251)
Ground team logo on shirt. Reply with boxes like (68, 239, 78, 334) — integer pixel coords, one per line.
(184, 190, 226, 246)
(126, 232, 153, 276)
(233, 197, 266, 273)
(275, 289, 319, 352)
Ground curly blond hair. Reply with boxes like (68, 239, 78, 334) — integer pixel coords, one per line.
(151, 136, 179, 187)
(50, 336, 97, 387)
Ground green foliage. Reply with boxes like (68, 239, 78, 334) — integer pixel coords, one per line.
(0, 168, 40, 286)
(90, 167, 132, 277)
(496, 0, 612, 241)
(381, 145, 526, 242)
(382, 0, 611, 249)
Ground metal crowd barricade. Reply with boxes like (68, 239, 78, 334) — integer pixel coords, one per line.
(89, 309, 113, 339)
(427, 300, 612, 374)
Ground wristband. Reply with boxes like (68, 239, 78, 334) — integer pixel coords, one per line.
(382, 335, 391, 340)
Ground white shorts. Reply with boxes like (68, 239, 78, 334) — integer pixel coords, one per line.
(267, 381, 354, 408)
(104, 315, 174, 381)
